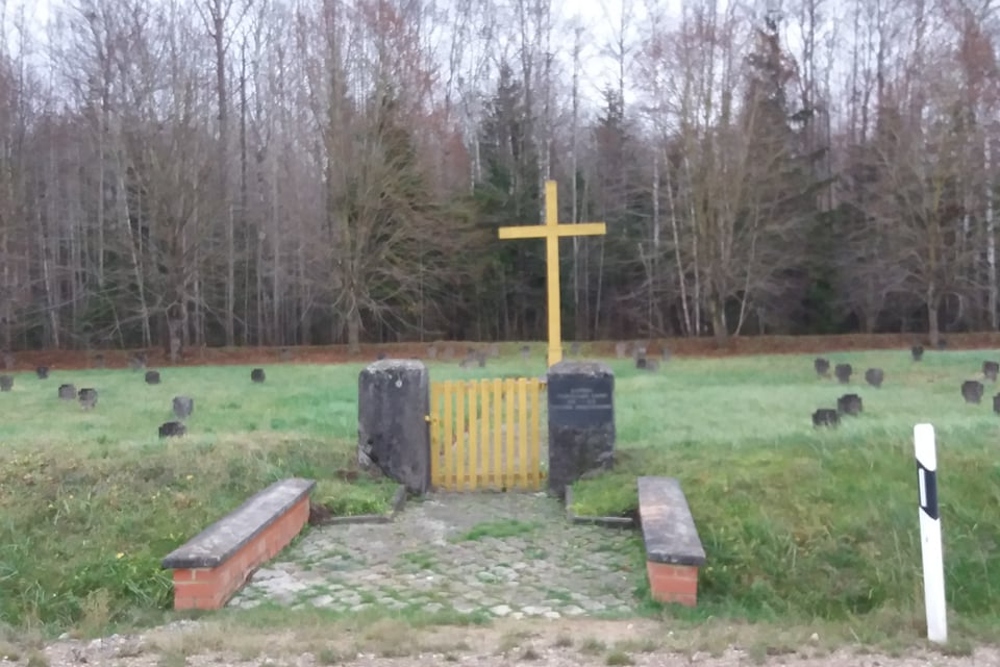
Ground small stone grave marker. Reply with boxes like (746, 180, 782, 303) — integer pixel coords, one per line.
(0, 375, 12, 392)
(251, 368, 266, 383)
(615, 342, 628, 359)
(2, 351, 13, 369)
(635, 354, 647, 370)
(520, 345, 530, 360)
(994, 393, 1000, 414)
(984, 361, 1000, 382)
(427, 345, 438, 360)
(661, 348, 671, 363)
(962, 380, 985, 404)
(145, 370, 161, 385)
(644, 358, 660, 372)
(812, 408, 839, 427)
(93, 353, 105, 369)
(864, 368, 884, 388)
(36, 366, 49, 379)
(912, 345, 924, 361)
(476, 350, 487, 368)
(834, 363, 852, 384)
(158, 421, 187, 438)
(814, 358, 830, 377)
(78, 388, 98, 410)
(58, 383, 76, 400)
(173, 396, 194, 420)
(837, 393, 863, 416)
(488, 343, 500, 358)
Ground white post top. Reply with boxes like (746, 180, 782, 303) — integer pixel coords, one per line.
(914, 423, 937, 470)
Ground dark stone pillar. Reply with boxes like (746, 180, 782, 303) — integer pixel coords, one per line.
(358, 359, 431, 495)
(546, 360, 615, 499)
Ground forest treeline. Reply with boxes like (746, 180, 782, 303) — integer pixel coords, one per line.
(0, 0, 996, 354)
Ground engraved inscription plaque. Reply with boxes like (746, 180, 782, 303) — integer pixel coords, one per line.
(548, 379, 614, 428)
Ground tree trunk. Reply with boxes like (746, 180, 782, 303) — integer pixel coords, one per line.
(927, 283, 940, 347)
(347, 289, 361, 353)
(709, 296, 727, 345)
(37, 208, 60, 349)
(987, 135, 997, 329)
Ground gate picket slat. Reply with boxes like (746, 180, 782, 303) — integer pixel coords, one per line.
(492, 378, 503, 488)
(517, 379, 528, 489)
(466, 381, 477, 491)
(430, 382, 441, 485)
(442, 380, 454, 489)
(528, 379, 541, 485)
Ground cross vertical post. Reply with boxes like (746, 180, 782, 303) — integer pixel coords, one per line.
(498, 180, 607, 367)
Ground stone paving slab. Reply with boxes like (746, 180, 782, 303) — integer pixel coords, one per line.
(229, 492, 640, 619)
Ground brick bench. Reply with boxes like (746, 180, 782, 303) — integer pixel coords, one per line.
(161, 477, 315, 610)
(638, 476, 706, 607)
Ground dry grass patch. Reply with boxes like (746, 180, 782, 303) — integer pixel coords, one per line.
(359, 618, 422, 658)
(613, 638, 658, 654)
(579, 638, 607, 655)
(605, 650, 635, 666)
(497, 629, 538, 655)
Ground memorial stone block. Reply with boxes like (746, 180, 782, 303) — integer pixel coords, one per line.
(546, 360, 615, 499)
(357, 359, 431, 495)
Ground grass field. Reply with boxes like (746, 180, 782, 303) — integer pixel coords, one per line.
(572, 348, 1000, 637)
(1, 349, 999, 642)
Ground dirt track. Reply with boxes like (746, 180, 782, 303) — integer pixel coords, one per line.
(6, 332, 1000, 372)
(30, 618, 1000, 667)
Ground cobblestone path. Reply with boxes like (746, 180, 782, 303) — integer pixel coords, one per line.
(229, 492, 641, 619)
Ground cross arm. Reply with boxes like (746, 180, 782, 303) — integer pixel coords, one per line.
(556, 222, 606, 237)
(498, 222, 607, 240)
(498, 225, 548, 240)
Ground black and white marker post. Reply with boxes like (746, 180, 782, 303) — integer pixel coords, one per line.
(914, 423, 947, 644)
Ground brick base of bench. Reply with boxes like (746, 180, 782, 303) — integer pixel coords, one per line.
(646, 561, 699, 607)
(163, 478, 314, 611)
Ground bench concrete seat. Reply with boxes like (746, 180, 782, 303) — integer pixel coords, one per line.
(162, 477, 315, 610)
(638, 476, 706, 607)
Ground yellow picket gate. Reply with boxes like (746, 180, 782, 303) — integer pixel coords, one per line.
(429, 378, 547, 491)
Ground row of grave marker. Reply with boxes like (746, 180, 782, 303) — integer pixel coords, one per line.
(813, 350, 1000, 426)
(814, 358, 884, 387)
(812, 393, 865, 427)
(0, 365, 269, 439)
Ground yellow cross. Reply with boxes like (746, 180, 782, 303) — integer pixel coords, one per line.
(498, 180, 607, 367)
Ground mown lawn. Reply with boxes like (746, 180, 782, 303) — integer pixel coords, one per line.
(1, 348, 999, 641)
